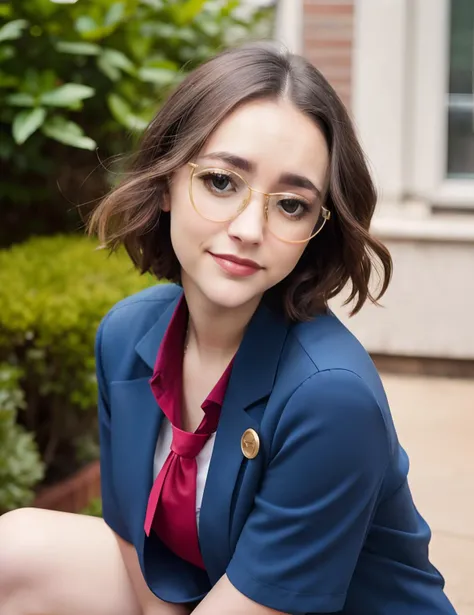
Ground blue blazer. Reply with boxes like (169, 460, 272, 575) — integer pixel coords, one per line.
(96, 283, 456, 615)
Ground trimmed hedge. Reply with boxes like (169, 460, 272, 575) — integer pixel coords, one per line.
(0, 234, 157, 511)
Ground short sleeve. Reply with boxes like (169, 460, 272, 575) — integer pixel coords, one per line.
(95, 317, 132, 542)
(226, 369, 390, 614)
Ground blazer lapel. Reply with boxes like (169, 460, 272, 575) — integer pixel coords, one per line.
(110, 291, 182, 545)
(199, 301, 289, 583)
(134, 289, 183, 370)
(109, 377, 163, 544)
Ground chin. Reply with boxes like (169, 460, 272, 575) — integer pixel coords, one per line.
(196, 278, 264, 311)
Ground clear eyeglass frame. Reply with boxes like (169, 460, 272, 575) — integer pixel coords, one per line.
(187, 162, 331, 244)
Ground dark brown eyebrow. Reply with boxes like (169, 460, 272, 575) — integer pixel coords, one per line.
(198, 151, 322, 199)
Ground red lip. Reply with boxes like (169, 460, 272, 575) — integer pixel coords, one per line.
(209, 253, 262, 269)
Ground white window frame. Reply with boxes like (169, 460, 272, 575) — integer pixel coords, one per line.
(273, 0, 304, 54)
(409, 0, 474, 209)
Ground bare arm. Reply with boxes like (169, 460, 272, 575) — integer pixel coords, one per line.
(114, 532, 192, 615)
(192, 576, 288, 615)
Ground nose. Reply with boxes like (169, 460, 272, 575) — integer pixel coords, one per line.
(227, 190, 266, 244)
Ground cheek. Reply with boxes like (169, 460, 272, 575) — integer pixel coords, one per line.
(270, 242, 307, 279)
(168, 184, 193, 234)
(168, 203, 211, 260)
(169, 212, 194, 258)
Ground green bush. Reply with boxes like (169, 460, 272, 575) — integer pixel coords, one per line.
(81, 497, 103, 518)
(0, 363, 45, 512)
(0, 234, 157, 508)
(0, 0, 275, 245)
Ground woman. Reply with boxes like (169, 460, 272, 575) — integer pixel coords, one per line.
(0, 42, 457, 615)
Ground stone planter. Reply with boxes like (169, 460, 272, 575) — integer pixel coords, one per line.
(33, 460, 101, 513)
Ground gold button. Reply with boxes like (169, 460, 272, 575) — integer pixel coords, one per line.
(241, 428, 260, 459)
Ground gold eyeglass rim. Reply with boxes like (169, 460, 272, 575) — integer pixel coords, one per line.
(187, 162, 331, 244)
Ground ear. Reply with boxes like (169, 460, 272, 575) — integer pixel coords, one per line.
(161, 186, 171, 212)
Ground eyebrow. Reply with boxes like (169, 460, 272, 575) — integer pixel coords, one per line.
(198, 151, 322, 199)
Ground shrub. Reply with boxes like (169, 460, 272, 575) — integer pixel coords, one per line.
(0, 234, 157, 499)
(0, 0, 275, 245)
(0, 363, 44, 512)
(81, 497, 103, 518)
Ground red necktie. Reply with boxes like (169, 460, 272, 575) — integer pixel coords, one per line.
(144, 397, 220, 569)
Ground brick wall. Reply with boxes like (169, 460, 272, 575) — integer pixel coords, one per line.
(303, 0, 355, 109)
(34, 461, 101, 513)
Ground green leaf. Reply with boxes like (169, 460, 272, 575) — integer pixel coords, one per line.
(141, 21, 175, 39)
(5, 93, 36, 107)
(12, 108, 46, 144)
(199, 20, 220, 37)
(145, 57, 179, 71)
(220, 0, 240, 18)
(56, 41, 101, 56)
(104, 3, 125, 27)
(75, 16, 98, 36)
(172, 0, 208, 26)
(139, 0, 164, 9)
(137, 67, 176, 86)
(97, 48, 135, 80)
(40, 84, 95, 107)
(42, 116, 96, 150)
(0, 19, 28, 43)
(107, 94, 147, 131)
(96, 55, 120, 81)
(101, 48, 135, 73)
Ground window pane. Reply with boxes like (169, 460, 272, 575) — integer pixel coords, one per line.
(447, 0, 474, 178)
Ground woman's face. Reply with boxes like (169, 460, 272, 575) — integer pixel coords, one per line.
(165, 98, 329, 312)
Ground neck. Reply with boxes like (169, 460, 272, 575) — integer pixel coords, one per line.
(181, 275, 261, 364)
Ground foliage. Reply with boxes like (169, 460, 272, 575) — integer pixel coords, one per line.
(81, 497, 103, 517)
(0, 0, 275, 246)
(0, 234, 157, 496)
(0, 363, 45, 512)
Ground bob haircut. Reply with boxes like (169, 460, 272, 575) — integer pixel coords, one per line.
(88, 41, 392, 321)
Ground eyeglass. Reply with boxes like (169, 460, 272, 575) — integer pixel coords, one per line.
(187, 162, 331, 244)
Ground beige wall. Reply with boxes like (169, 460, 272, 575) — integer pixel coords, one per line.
(331, 222, 474, 360)
(348, 0, 474, 360)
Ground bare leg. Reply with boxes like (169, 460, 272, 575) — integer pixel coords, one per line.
(0, 508, 190, 615)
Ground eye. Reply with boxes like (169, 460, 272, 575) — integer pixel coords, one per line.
(200, 172, 235, 195)
(277, 197, 309, 218)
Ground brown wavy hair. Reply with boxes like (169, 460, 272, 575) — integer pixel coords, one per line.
(88, 41, 392, 321)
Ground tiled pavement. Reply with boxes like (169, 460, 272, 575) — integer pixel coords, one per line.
(382, 374, 474, 615)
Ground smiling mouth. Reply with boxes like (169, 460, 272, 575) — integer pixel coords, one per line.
(209, 252, 262, 277)
(210, 253, 262, 269)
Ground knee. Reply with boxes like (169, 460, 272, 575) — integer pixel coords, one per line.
(0, 508, 46, 594)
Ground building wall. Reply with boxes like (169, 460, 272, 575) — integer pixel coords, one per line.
(295, 0, 474, 362)
(302, 0, 354, 108)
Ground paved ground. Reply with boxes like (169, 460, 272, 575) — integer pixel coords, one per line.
(381, 374, 474, 615)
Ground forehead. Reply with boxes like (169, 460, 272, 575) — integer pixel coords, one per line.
(201, 99, 329, 181)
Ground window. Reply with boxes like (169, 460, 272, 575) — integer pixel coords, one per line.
(352, 0, 474, 209)
(447, 0, 474, 179)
